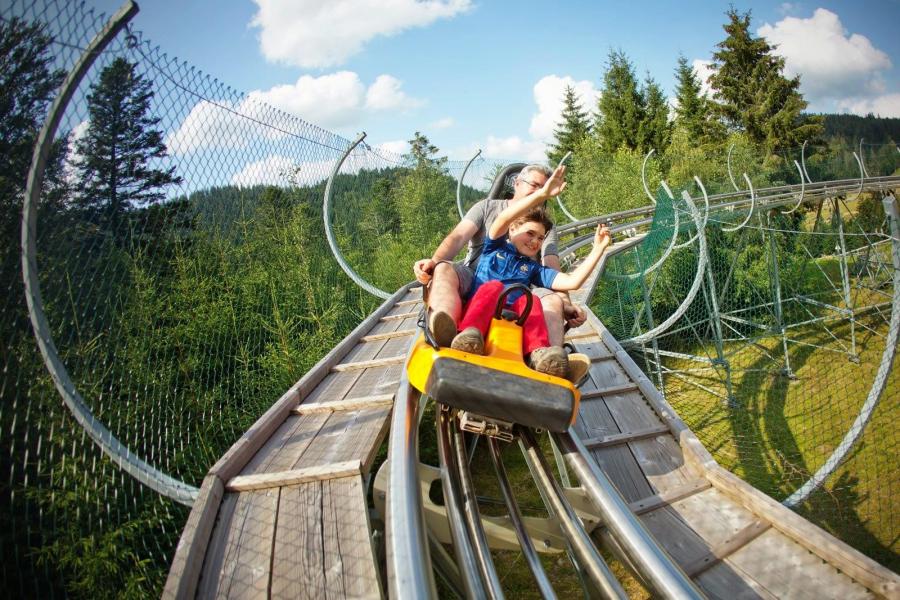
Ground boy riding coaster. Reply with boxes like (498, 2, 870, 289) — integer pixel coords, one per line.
(439, 164, 612, 382)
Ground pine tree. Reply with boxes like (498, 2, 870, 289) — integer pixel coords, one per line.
(405, 131, 447, 171)
(637, 75, 672, 155)
(74, 57, 181, 228)
(708, 8, 822, 153)
(547, 85, 591, 166)
(673, 55, 722, 143)
(594, 50, 644, 153)
(0, 18, 66, 227)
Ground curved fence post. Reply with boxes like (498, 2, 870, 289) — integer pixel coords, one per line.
(456, 148, 481, 218)
(322, 132, 391, 299)
(21, 0, 199, 505)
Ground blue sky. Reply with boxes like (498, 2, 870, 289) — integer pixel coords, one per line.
(90, 0, 900, 162)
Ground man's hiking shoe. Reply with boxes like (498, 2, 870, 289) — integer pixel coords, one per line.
(429, 310, 457, 348)
(566, 353, 591, 385)
(528, 346, 569, 379)
(451, 327, 485, 354)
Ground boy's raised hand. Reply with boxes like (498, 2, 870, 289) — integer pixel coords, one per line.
(539, 164, 567, 199)
(594, 223, 611, 249)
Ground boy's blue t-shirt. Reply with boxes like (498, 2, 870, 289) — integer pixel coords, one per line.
(468, 234, 558, 302)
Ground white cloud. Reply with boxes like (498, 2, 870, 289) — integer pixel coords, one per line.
(837, 93, 900, 118)
(63, 120, 90, 184)
(365, 74, 424, 111)
(429, 117, 455, 129)
(231, 155, 298, 187)
(692, 60, 715, 98)
(758, 9, 892, 103)
(375, 140, 409, 156)
(483, 135, 546, 162)
(252, 71, 366, 129)
(167, 72, 421, 154)
(529, 75, 600, 141)
(251, 0, 472, 68)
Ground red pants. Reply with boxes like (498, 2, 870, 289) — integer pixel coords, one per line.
(458, 280, 550, 355)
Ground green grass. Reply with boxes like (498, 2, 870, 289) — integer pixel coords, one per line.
(661, 313, 899, 571)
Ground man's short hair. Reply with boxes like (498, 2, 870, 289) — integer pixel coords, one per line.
(518, 164, 552, 181)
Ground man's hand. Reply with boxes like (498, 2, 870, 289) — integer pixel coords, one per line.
(564, 301, 587, 329)
(539, 164, 567, 199)
(414, 258, 436, 284)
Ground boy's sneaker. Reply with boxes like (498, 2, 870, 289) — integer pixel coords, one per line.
(429, 310, 457, 347)
(566, 353, 591, 385)
(451, 327, 485, 354)
(528, 346, 569, 379)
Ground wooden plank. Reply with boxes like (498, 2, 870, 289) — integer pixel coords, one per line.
(572, 340, 615, 361)
(271, 483, 326, 598)
(628, 479, 711, 515)
(326, 477, 384, 598)
(588, 445, 655, 503)
(163, 474, 225, 600)
(293, 407, 392, 475)
(197, 489, 279, 599)
(379, 311, 419, 321)
(294, 393, 394, 414)
(682, 519, 771, 577)
(703, 465, 900, 597)
(207, 284, 414, 482)
(227, 460, 362, 492)
(360, 328, 417, 342)
(639, 505, 712, 568)
(582, 424, 670, 448)
(219, 489, 280, 599)
(332, 355, 406, 372)
(197, 493, 239, 599)
(564, 330, 599, 342)
(581, 383, 640, 399)
(395, 298, 423, 307)
(695, 561, 780, 600)
(239, 413, 330, 475)
(725, 528, 876, 600)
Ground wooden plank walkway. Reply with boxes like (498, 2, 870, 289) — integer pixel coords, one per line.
(165, 256, 899, 598)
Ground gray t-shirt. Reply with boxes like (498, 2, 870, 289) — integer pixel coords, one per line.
(461, 199, 559, 268)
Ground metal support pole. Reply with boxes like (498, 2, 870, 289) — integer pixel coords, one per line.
(832, 198, 859, 361)
(764, 210, 794, 377)
(700, 227, 735, 404)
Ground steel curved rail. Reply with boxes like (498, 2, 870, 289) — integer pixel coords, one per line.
(555, 151, 579, 222)
(456, 148, 482, 218)
(672, 176, 710, 250)
(622, 188, 708, 347)
(784, 194, 900, 507)
(322, 132, 392, 299)
(721, 173, 756, 232)
(852, 151, 865, 198)
(385, 379, 436, 597)
(606, 182, 680, 282)
(642, 148, 658, 205)
(20, 1, 198, 506)
(781, 160, 807, 215)
(726, 143, 740, 192)
(553, 431, 704, 599)
(801, 139, 814, 185)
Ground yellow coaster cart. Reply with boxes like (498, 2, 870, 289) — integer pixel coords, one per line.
(406, 284, 581, 438)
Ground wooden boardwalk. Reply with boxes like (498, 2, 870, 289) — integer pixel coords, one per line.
(164, 271, 899, 598)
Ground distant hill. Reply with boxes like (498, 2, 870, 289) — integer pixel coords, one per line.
(816, 113, 900, 144)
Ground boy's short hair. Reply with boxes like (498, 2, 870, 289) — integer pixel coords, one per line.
(511, 207, 554, 233)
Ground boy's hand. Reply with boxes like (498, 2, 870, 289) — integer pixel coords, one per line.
(539, 164, 567, 199)
(594, 223, 611, 249)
